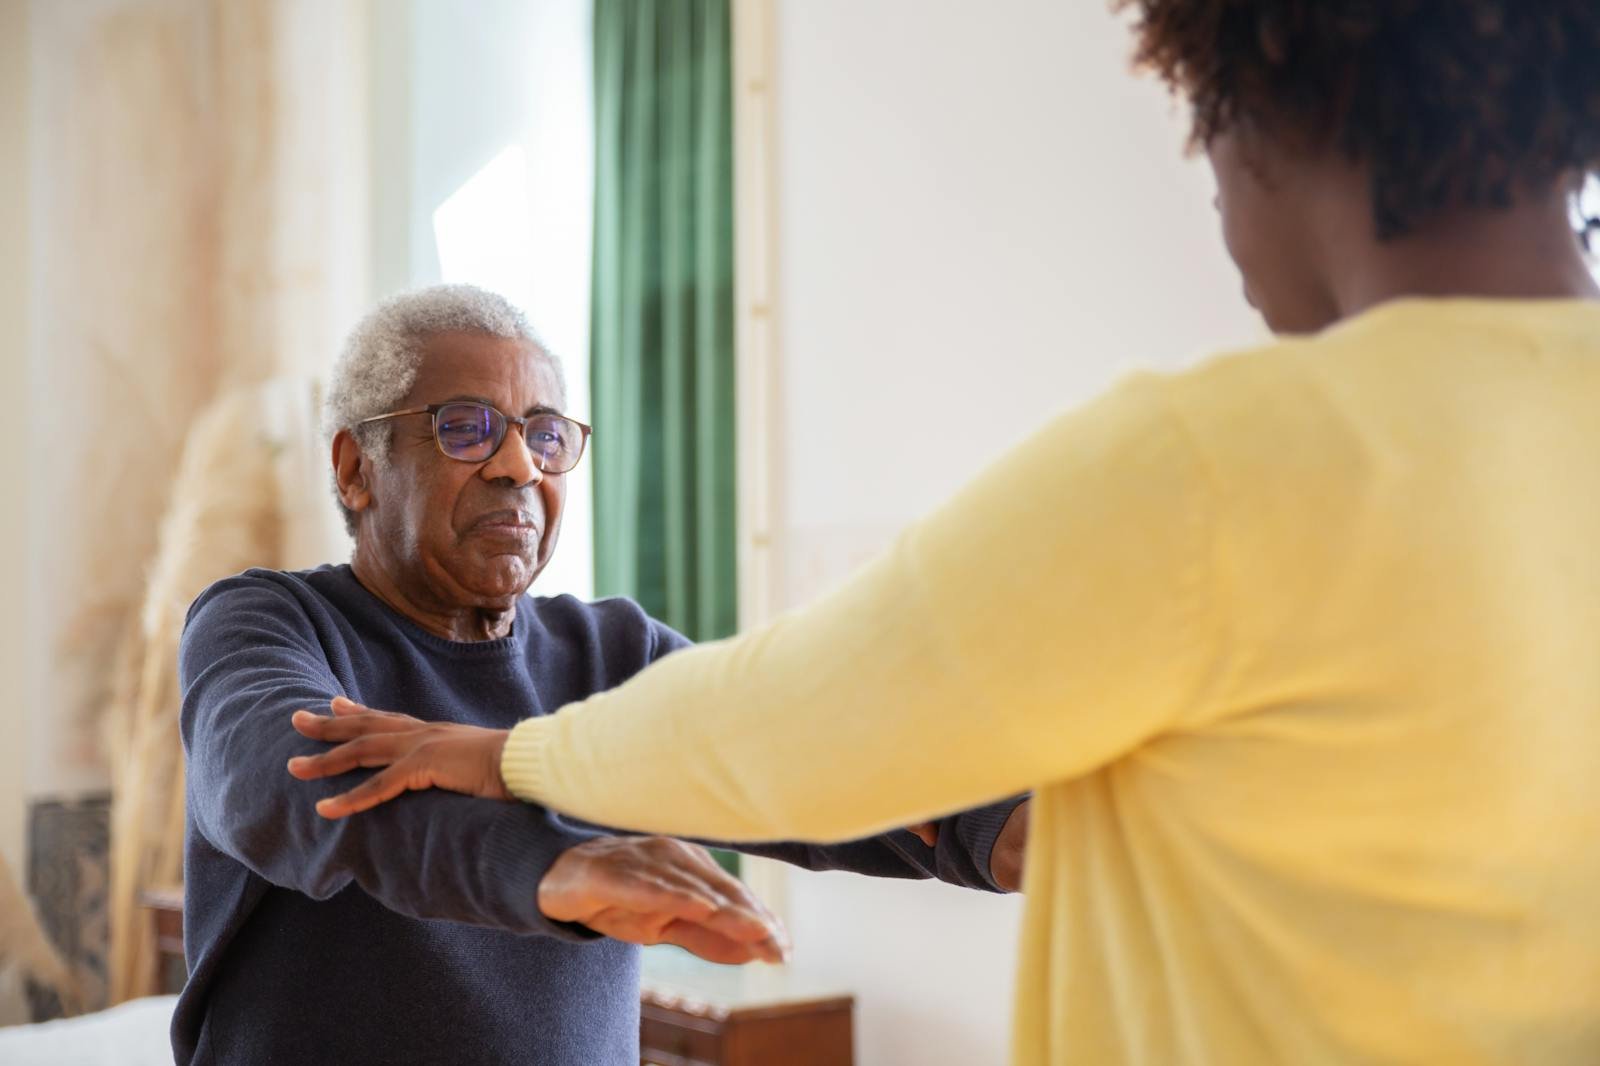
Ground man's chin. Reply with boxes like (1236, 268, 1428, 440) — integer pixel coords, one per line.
(449, 525, 559, 601)
(453, 554, 539, 604)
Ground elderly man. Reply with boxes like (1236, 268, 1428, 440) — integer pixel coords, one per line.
(175, 284, 1026, 1066)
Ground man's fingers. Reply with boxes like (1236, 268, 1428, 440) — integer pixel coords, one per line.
(582, 906, 784, 966)
(658, 859, 786, 950)
(657, 920, 775, 966)
(542, 866, 782, 950)
(651, 844, 786, 950)
(313, 763, 415, 819)
(692, 898, 789, 956)
(536, 837, 789, 962)
(683, 853, 782, 930)
(645, 861, 784, 950)
(906, 822, 940, 848)
(583, 907, 667, 945)
(549, 872, 720, 927)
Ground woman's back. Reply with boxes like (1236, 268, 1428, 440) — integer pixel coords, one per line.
(1018, 298, 1600, 1064)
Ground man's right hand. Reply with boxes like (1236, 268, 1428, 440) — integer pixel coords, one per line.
(539, 836, 790, 966)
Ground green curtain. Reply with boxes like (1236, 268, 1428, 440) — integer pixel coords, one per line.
(592, 0, 737, 643)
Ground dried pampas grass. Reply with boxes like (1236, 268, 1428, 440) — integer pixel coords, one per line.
(105, 377, 347, 1003)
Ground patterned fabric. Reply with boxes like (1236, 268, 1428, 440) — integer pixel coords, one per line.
(25, 794, 110, 1019)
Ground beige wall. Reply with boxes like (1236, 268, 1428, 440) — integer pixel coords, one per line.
(0, 0, 33, 878)
(18, 0, 374, 812)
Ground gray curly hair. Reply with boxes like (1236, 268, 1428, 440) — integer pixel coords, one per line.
(324, 283, 566, 533)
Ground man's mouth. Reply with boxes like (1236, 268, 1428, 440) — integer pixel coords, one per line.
(470, 509, 543, 540)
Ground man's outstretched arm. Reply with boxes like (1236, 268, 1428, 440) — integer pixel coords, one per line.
(183, 575, 784, 961)
(729, 797, 1029, 893)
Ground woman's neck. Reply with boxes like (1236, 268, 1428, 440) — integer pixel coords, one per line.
(1325, 192, 1600, 323)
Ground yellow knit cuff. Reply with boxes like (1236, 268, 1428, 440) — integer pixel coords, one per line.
(500, 716, 554, 804)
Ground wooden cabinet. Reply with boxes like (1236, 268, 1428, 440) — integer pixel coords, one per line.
(640, 985, 854, 1066)
(639, 946, 854, 1066)
(139, 887, 187, 997)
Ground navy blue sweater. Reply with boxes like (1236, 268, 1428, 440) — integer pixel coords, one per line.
(174, 565, 1021, 1065)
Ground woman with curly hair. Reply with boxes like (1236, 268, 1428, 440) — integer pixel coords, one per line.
(289, 3, 1600, 1062)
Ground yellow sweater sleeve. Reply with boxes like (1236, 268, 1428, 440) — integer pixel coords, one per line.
(502, 374, 1221, 841)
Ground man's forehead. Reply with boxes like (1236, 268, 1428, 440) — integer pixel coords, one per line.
(409, 332, 562, 404)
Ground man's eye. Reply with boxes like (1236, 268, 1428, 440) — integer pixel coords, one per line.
(439, 420, 483, 441)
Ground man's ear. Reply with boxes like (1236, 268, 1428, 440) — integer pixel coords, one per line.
(332, 429, 374, 517)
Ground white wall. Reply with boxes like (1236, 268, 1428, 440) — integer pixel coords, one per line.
(0, 0, 32, 878)
(766, 2, 1262, 1062)
(370, 0, 596, 599)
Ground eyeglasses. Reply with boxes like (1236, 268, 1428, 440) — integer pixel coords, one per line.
(358, 402, 592, 474)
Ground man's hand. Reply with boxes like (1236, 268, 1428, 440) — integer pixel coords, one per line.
(989, 801, 1030, 893)
(540, 836, 790, 966)
(287, 697, 512, 818)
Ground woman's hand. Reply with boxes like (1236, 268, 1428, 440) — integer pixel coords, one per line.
(287, 697, 512, 818)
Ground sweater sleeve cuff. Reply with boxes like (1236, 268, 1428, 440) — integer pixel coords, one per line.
(501, 715, 555, 805)
(952, 794, 1029, 893)
(476, 736, 605, 943)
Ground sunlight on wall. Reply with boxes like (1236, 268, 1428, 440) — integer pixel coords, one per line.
(409, 0, 596, 601)
(431, 144, 593, 601)
(433, 146, 534, 307)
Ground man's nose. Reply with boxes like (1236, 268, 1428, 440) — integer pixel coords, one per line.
(480, 427, 545, 487)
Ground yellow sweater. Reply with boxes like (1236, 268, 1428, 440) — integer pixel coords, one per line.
(503, 299, 1600, 1065)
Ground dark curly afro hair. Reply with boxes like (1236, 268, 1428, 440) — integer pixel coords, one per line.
(1117, 0, 1600, 239)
